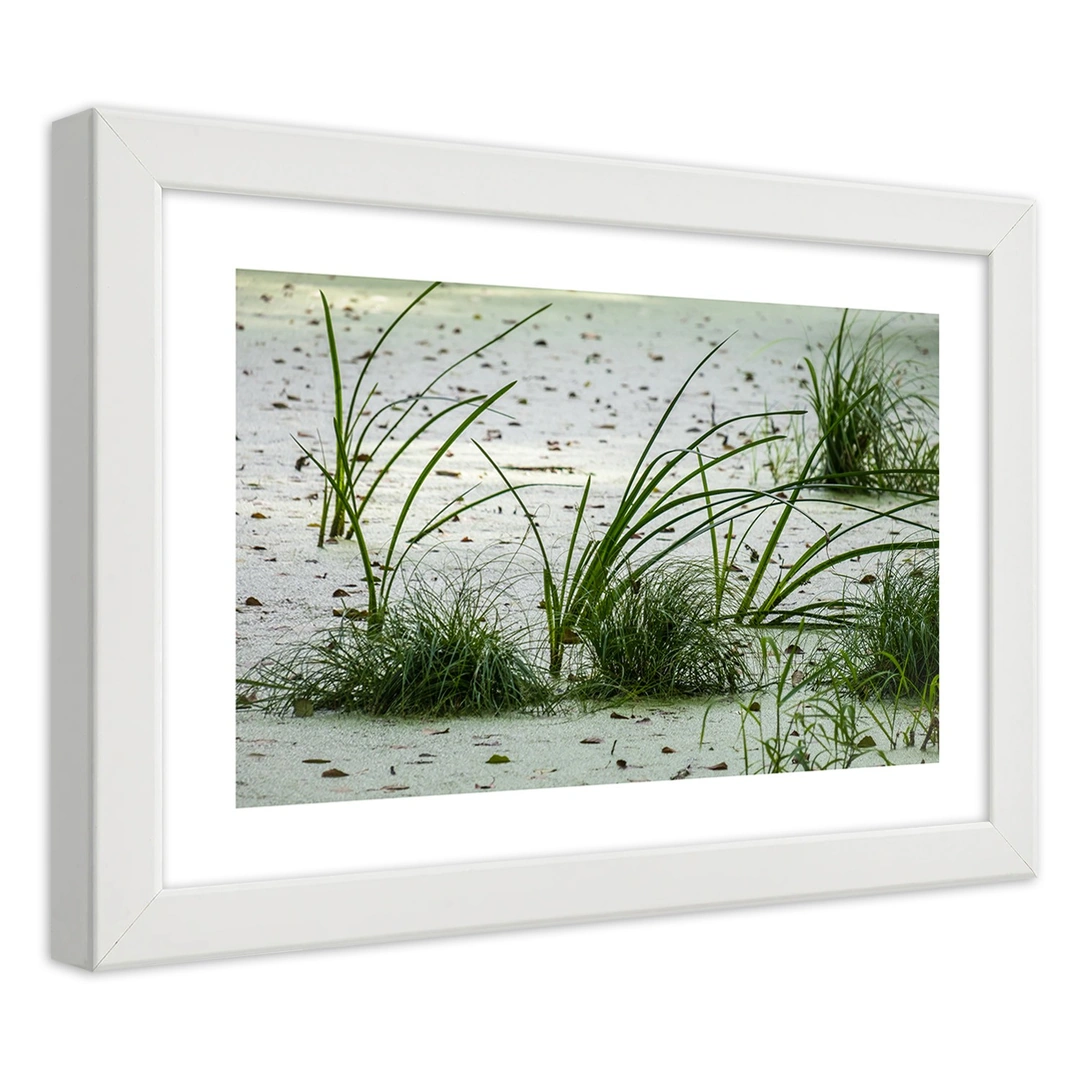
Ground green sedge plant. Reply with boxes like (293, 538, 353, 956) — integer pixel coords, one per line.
(238, 566, 551, 718)
(805, 309, 938, 494)
(298, 284, 549, 627)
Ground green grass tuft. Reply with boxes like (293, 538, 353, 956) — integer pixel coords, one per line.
(832, 553, 939, 697)
(806, 309, 938, 494)
(571, 562, 749, 701)
(240, 573, 551, 718)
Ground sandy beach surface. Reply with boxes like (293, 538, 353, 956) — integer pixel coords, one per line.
(235, 270, 939, 807)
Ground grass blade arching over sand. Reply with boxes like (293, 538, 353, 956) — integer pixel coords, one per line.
(473, 335, 814, 674)
(298, 285, 550, 624)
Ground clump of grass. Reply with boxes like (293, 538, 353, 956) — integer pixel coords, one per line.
(239, 572, 550, 718)
(806, 309, 938, 494)
(571, 563, 749, 701)
(834, 553, 939, 697)
(736, 633, 889, 773)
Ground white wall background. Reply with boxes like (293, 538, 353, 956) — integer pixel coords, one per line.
(4, 3, 1073, 1076)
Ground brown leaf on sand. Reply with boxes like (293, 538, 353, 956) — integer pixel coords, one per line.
(475, 780, 495, 790)
(616, 759, 628, 769)
(661, 746, 676, 754)
(436, 469, 462, 478)
(610, 712, 630, 720)
(785, 644, 804, 655)
(377, 784, 410, 792)
(321, 768, 349, 778)
(859, 574, 877, 585)
(332, 588, 350, 597)
(580, 737, 603, 744)
(705, 762, 729, 771)
(250, 512, 267, 519)
(791, 670, 806, 687)
(244, 596, 263, 606)
(302, 758, 332, 764)
(333, 608, 368, 620)
(422, 727, 450, 735)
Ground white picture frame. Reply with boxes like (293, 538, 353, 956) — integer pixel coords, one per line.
(50, 108, 1036, 970)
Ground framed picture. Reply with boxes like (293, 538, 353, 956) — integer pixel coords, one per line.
(50, 108, 1036, 970)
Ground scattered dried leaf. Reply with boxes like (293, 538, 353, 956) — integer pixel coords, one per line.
(580, 737, 603, 744)
(422, 727, 450, 735)
(705, 762, 729, 771)
(321, 768, 348, 778)
(302, 758, 331, 764)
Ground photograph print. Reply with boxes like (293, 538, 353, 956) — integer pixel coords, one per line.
(235, 270, 939, 807)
